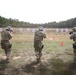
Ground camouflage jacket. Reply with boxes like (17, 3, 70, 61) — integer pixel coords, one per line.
(34, 30, 46, 41)
(70, 32, 76, 43)
(1, 30, 12, 41)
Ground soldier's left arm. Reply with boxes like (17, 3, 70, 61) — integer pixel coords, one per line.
(8, 32, 12, 39)
(40, 31, 46, 38)
(42, 33, 46, 38)
(70, 33, 75, 39)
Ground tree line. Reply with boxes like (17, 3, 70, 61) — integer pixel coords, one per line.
(0, 16, 76, 28)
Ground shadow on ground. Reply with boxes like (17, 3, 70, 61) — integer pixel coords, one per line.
(20, 58, 76, 75)
(63, 61, 76, 75)
(21, 61, 48, 75)
(48, 58, 76, 75)
(0, 58, 76, 75)
(0, 59, 9, 75)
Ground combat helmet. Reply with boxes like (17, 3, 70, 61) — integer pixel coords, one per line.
(6, 26, 13, 32)
(39, 26, 43, 31)
(72, 27, 76, 32)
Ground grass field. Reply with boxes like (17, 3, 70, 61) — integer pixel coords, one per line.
(0, 28, 76, 75)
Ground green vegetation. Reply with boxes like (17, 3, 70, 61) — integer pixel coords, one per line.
(0, 16, 76, 28)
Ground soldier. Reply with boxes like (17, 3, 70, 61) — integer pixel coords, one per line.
(70, 27, 76, 61)
(34, 26, 46, 62)
(1, 26, 13, 61)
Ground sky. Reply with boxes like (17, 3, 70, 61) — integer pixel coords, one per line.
(0, 0, 76, 24)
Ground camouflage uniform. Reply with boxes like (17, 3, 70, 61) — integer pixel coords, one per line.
(34, 27, 46, 62)
(1, 27, 12, 60)
(70, 27, 76, 60)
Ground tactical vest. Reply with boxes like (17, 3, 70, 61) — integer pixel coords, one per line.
(34, 31, 45, 41)
(1, 30, 12, 40)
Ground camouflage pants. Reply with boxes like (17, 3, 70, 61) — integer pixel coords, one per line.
(73, 43, 76, 60)
(1, 40, 12, 59)
(34, 41, 43, 62)
(73, 49, 76, 60)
